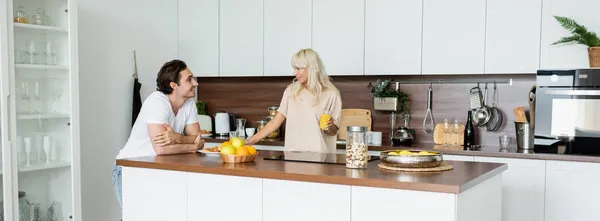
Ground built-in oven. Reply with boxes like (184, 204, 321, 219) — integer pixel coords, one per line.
(535, 68, 600, 155)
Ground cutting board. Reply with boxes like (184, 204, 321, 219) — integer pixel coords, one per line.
(433, 123, 464, 145)
(338, 109, 372, 140)
(198, 115, 212, 132)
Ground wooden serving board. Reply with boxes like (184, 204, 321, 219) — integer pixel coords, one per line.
(338, 109, 372, 140)
(433, 123, 465, 145)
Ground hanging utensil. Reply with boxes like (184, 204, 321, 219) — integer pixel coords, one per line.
(529, 85, 536, 129)
(473, 83, 491, 126)
(492, 82, 504, 131)
(487, 82, 502, 131)
(423, 83, 435, 134)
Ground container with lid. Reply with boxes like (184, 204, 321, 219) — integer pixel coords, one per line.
(268, 106, 279, 117)
(346, 126, 369, 169)
(265, 116, 280, 138)
(257, 120, 267, 132)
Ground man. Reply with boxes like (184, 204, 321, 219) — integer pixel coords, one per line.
(112, 59, 205, 209)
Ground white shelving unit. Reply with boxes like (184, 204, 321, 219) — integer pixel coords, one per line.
(0, 161, 71, 174)
(1, 0, 81, 220)
(15, 64, 69, 70)
(14, 23, 68, 33)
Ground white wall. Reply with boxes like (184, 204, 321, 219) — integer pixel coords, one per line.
(77, 0, 178, 220)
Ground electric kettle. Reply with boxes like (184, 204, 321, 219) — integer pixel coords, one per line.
(215, 112, 232, 136)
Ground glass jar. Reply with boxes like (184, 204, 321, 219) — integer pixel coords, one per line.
(14, 6, 29, 24)
(265, 116, 279, 138)
(346, 126, 368, 169)
(257, 120, 267, 131)
(268, 106, 279, 117)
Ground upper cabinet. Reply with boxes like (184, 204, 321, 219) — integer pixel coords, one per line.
(364, 0, 422, 75)
(485, 0, 542, 74)
(264, 0, 312, 77)
(422, 0, 486, 74)
(178, 0, 219, 77)
(540, 0, 600, 69)
(220, 0, 263, 76)
(312, 0, 364, 76)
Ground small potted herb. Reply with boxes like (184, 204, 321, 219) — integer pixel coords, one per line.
(196, 101, 208, 115)
(551, 15, 600, 67)
(367, 79, 410, 114)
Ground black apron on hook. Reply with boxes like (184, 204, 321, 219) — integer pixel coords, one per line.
(132, 77, 142, 127)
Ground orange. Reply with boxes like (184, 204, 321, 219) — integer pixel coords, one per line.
(246, 145, 257, 155)
(236, 147, 249, 156)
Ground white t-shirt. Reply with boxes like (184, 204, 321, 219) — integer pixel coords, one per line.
(116, 91, 199, 159)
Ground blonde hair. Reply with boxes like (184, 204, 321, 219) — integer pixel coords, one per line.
(289, 48, 337, 105)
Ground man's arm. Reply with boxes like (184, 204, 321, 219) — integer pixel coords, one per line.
(148, 124, 204, 155)
(152, 122, 201, 145)
(180, 122, 201, 144)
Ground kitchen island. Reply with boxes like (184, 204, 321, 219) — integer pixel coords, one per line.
(116, 150, 507, 221)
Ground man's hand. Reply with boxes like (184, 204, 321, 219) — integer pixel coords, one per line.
(152, 123, 182, 146)
(194, 133, 205, 150)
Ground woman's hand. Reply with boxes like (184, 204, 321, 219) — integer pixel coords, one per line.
(245, 135, 261, 145)
(152, 123, 182, 146)
(322, 117, 338, 136)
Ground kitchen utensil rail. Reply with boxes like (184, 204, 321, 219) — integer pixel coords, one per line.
(389, 78, 513, 85)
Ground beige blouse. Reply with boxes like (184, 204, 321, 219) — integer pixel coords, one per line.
(277, 86, 342, 153)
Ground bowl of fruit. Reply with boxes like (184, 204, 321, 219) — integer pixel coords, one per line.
(217, 137, 258, 163)
(380, 150, 442, 168)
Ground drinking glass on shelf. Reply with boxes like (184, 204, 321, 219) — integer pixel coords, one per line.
(20, 81, 30, 113)
(442, 118, 450, 146)
(499, 135, 511, 149)
(26, 40, 38, 64)
(24, 137, 32, 166)
(43, 136, 51, 164)
(452, 119, 461, 146)
(45, 41, 57, 65)
(33, 80, 41, 113)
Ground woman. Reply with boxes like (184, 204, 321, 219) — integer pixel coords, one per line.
(245, 48, 342, 153)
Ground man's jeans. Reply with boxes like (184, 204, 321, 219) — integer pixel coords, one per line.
(112, 163, 123, 208)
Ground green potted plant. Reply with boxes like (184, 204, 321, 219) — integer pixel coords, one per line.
(551, 15, 600, 67)
(196, 101, 208, 115)
(367, 79, 410, 115)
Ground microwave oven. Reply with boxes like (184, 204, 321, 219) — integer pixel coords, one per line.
(534, 68, 600, 155)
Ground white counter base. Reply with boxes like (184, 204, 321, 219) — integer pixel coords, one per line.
(122, 166, 502, 221)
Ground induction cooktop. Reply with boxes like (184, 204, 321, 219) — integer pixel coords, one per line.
(263, 151, 380, 165)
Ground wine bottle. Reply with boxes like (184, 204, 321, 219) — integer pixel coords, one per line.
(464, 110, 475, 150)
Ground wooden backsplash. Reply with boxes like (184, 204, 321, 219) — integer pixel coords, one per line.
(196, 74, 536, 146)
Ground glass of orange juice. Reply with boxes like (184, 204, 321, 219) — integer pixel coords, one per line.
(319, 111, 331, 130)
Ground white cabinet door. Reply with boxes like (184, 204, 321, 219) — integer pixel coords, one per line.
(444, 155, 474, 161)
(352, 186, 456, 221)
(545, 160, 600, 221)
(364, 0, 422, 75)
(474, 157, 545, 221)
(178, 0, 219, 77)
(264, 0, 312, 76)
(122, 168, 187, 221)
(540, 0, 600, 69)
(220, 0, 263, 76)
(313, 0, 364, 76)
(485, 0, 542, 74)
(422, 0, 486, 74)
(188, 173, 262, 221)
(263, 179, 351, 221)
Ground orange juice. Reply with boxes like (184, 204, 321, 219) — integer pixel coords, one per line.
(319, 113, 331, 129)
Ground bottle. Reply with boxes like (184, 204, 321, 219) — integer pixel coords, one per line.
(464, 110, 475, 150)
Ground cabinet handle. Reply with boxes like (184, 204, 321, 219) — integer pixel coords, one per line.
(67, 122, 71, 126)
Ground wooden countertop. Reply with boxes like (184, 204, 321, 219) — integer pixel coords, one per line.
(203, 136, 600, 163)
(116, 150, 506, 194)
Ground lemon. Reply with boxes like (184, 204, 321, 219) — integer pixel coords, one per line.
(220, 145, 236, 155)
(398, 150, 412, 155)
(230, 137, 245, 148)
